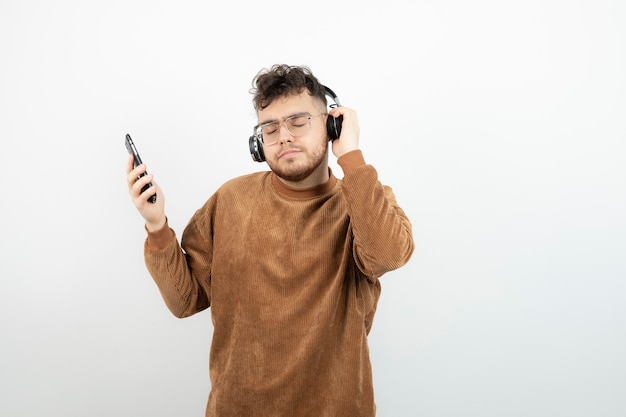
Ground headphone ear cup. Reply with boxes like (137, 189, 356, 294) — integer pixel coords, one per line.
(326, 114, 343, 141)
(249, 135, 265, 162)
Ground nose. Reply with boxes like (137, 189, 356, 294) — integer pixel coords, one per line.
(278, 123, 293, 142)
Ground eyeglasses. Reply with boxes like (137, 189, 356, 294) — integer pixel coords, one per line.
(254, 112, 326, 146)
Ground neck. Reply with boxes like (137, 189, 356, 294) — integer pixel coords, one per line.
(272, 168, 336, 199)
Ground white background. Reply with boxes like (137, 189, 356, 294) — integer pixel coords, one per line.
(1, 0, 625, 416)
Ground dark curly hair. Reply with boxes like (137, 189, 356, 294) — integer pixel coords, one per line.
(250, 64, 328, 111)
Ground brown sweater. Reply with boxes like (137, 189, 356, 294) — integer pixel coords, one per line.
(144, 150, 414, 417)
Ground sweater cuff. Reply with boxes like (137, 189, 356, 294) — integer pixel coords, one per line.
(337, 150, 366, 174)
(145, 217, 175, 250)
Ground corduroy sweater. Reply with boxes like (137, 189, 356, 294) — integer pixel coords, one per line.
(143, 150, 414, 417)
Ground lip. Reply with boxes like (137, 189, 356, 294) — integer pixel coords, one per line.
(279, 148, 300, 159)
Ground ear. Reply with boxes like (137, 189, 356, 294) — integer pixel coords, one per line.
(249, 135, 265, 162)
(322, 85, 342, 140)
(326, 114, 343, 141)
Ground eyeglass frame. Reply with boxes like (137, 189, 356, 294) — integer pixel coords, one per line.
(253, 112, 327, 146)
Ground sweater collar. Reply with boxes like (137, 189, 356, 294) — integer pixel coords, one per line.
(271, 169, 337, 199)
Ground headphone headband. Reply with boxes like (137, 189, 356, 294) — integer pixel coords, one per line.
(323, 85, 341, 107)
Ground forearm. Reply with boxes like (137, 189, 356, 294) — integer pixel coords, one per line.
(144, 219, 210, 317)
(338, 151, 415, 278)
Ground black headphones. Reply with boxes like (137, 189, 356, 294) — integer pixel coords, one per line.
(249, 85, 343, 163)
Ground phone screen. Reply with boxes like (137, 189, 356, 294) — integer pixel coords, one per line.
(125, 134, 157, 203)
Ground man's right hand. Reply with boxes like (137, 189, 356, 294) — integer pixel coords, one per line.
(125, 154, 166, 232)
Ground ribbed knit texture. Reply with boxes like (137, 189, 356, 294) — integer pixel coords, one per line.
(144, 150, 414, 417)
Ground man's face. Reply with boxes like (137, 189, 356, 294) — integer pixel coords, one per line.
(257, 91, 329, 185)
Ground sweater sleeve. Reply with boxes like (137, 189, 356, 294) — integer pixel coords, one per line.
(144, 201, 214, 318)
(338, 150, 415, 280)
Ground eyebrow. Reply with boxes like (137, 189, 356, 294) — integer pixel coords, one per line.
(256, 111, 310, 128)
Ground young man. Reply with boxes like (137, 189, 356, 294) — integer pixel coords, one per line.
(126, 64, 414, 417)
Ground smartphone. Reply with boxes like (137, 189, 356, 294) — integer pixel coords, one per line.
(125, 133, 157, 203)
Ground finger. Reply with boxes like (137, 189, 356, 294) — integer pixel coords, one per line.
(129, 174, 150, 201)
(328, 107, 342, 118)
(126, 163, 147, 189)
(131, 173, 154, 196)
(329, 106, 351, 117)
(138, 182, 158, 202)
(125, 153, 134, 175)
(138, 182, 164, 212)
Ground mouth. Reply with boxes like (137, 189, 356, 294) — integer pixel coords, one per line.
(279, 148, 300, 159)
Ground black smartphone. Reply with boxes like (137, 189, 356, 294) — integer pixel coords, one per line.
(125, 133, 157, 203)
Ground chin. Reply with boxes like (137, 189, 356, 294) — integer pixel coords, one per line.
(269, 142, 328, 183)
(273, 166, 314, 183)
